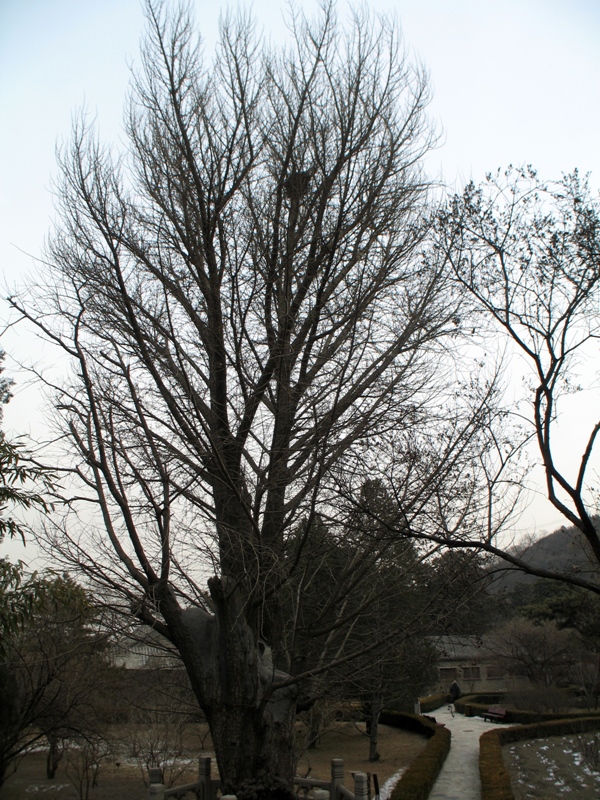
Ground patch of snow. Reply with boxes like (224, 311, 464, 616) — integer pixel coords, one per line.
(377, 767, 406, 800)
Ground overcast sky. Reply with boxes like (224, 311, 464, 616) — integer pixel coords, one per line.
(1, 0, 600, 562)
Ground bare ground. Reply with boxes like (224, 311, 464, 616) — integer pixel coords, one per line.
(0, 722, 427, 799)
(504, 734, 600, 799)
(295, 721, 428, 789)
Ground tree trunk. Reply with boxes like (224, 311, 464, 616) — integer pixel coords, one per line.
(46, 734, 63, 779)
(166, 583, 299, 800)
(368, 693, 382, 763)
(306, 706, 322, 750)
(207, 701, 297, 799)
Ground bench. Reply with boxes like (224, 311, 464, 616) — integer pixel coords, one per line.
(482, 705, 507, 723)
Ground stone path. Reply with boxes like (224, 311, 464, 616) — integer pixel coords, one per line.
(427, 705, 507, 800)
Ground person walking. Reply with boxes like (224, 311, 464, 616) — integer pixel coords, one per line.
(449, 680, 461, 715)
(449, 680, 462, 702)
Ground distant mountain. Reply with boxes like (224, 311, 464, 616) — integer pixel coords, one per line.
(488, 522, 600, 594)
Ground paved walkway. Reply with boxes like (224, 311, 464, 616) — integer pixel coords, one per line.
(427, 705, 507, 800)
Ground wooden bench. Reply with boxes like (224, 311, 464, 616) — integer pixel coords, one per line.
(482, 705, 507, 723)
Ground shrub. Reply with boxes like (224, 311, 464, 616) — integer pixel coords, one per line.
(455, 693, 504, 715)
(505, 687, 574, 714)
(418, 694, 449, 713)
(378, 711, 451, 800)
(479, 730, 513, 800)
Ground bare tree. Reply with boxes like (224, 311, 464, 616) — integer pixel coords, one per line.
(429, 168, 600, 594)
(0, 574, 112, 788)
(10, 2, 479, 795)
(484, 619, 581, 692)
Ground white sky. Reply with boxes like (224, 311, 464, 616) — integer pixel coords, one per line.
(1, 0, 600, 563)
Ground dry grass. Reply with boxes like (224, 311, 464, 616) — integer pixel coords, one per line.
(0, 751, 146, 800)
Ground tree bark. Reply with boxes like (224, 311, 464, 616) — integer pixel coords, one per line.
(207, 700, 297, 798)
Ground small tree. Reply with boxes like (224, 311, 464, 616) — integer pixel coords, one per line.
(341, 481, 437, 761)
(485, 619, 581, 689)
(356, 636, 437, 762)
(0, 355, 69, 786)
(0, 573, 113, 787)
(519, 578, 600, 708)
(64, 735, 112, 800)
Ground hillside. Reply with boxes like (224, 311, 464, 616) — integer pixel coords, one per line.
(488, 522, 600, 594)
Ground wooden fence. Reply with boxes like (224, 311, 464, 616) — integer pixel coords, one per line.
(147, 756, 370, 800)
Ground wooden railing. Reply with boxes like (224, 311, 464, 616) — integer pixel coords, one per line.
(148, 756, 370, 799)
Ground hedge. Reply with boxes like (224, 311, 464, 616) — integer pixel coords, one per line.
(419, 693, 450, 714)
(379, 710, 451, 800)
(480, 716, 600, 800)
(456, 694, 600, 726)
(479, 727, 515, 800)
